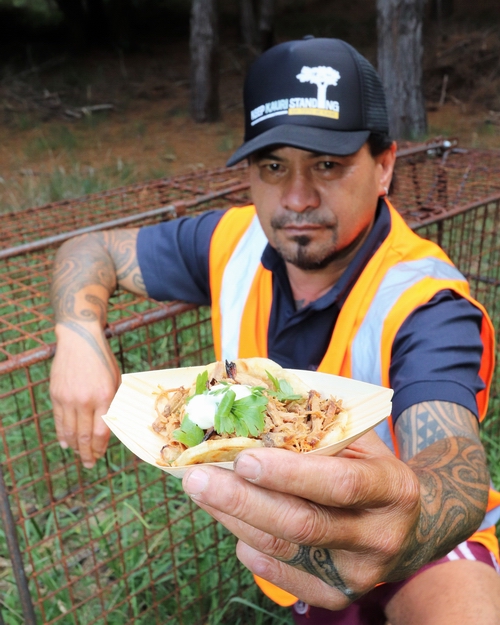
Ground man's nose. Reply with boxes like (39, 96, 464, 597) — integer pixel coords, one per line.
(281, 172, 320, 213)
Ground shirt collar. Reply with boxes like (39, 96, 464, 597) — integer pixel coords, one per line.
(261, 198, 392, 312)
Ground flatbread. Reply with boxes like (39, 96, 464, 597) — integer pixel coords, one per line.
(172, 437, 264, 466)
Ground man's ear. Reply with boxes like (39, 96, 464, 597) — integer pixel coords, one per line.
(377, 142, 397, 197)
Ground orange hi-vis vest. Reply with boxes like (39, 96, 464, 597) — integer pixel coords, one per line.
(209, 202, 499, 607)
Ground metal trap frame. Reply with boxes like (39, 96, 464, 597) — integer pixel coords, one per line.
(1, 140, 500, 624)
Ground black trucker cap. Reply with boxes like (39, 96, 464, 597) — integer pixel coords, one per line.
(226, 37, 389, 166)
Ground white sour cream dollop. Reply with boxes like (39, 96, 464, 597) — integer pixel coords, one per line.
(185, 384, 252, 430)
(209, 384, 252, 401)
(185, 394, 219, 429)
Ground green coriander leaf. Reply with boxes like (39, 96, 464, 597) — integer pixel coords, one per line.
(195, 370, 209, 395)
(208, 385, 228, 396)
(233, 414, 250, 437)
(277, 378, 302, 400)
(214, 389, 236, 434)
(266, 370, 280, 392)
(172, 415, 204, 448)
(265, 370, 302, 401)
(232, 394, 268, 437)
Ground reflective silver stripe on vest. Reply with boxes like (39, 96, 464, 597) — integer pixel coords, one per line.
(351, 258, 466, 451)
(352, 257, 466, 385)
(478, 506, 500, 531)
(220, 215, 268, 361)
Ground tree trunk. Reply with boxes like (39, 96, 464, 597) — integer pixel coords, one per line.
(376, 0, 427, 140)
(240, 0, 259, 50)
(190, 0, 220, 122)
(258, 0, 275, 51)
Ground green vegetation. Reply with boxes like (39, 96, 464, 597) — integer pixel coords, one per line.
(24, 125, 79, 157)
(0, 305, 294, 624)
(1, 160, 169, 214)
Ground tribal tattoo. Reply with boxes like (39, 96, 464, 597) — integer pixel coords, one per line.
(396, 400, 482, 460)
(51, 229, 146, 363)
(285, 545, 360, 600)
(277, 401, 489, 593)
(390, 401, 490, 579)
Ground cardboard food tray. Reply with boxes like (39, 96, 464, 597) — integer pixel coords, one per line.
(103, 366, 393, 478)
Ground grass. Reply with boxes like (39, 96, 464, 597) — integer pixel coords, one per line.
(482, 432, 500, 486)
(1, 164, 499, 624)
(0, 305, 294, 625)
(1, 296, 499, 624)
(0, 158, 166, 214)
(24, 125, 79, 158)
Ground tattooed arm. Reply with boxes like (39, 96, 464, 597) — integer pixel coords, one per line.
(50, 229, 146, 468)
(390, 401, 489, 576)
(178, 400, 490, 611)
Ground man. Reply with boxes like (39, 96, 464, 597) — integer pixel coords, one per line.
(50, 38, 500, 624)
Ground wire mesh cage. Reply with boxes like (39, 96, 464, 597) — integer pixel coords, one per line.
(1, 141, 500, 624)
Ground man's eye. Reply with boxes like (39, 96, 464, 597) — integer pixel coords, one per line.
(260, 162, 282, 174)
(318, 161, 336, 170)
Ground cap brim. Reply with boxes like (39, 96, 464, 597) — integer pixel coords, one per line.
(226, 125, 371, 166)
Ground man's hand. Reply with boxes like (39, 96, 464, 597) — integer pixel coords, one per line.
(50, 323, 120, 468)
(182, 431, 422, 610)
(49, 228, 146, 467)
(181, 402, 489, 611)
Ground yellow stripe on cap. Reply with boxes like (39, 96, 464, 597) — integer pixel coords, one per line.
(288, 108, 339, 119)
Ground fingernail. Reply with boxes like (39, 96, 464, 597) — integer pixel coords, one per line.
(83, 462, 95, 470)
(235, 454, 261, 480)
(59, 441, 68, 449)
(184, 468, 209, 496)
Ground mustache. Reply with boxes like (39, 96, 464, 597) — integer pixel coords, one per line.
(270, 213, 337, 229)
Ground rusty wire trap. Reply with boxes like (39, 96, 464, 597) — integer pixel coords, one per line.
(1, 140, 500, 624)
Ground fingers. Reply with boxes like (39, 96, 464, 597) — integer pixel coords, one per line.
(190, 480, 390, 599)
(51, 402, 111, 468)
(75, 406, 96, 468)
(75, 407, 111, 468)
(92, 412, 111, 461)
(183, 454, 421, 600)
(182, 433, 421, 605)
(52, 399, 68, 449)
(49, 324, 119, 467)
(183, 493, 348, 598)
(233, 447, 419, 510)
(182, 461, 412, 553)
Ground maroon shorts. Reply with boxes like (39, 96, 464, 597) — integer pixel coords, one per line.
(292, 541, 499, 625)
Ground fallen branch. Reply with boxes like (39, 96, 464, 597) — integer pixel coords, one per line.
(64, 104, 114, 119)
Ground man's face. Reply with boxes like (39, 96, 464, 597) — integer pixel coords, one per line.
(249, 144, 395, 271)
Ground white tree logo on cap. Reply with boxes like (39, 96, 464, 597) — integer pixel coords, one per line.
(249, 65, 341, 126)
(296, 66, 341, 109)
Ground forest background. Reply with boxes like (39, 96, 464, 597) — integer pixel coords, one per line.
(0, 0, 499, 213)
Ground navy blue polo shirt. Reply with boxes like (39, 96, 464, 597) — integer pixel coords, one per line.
(137, 201, 485, 422)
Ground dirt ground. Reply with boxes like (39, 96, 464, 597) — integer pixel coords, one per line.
(0, 4, 499, 211)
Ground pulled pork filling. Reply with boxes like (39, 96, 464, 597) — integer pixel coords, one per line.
(152, 360, 345, 464)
